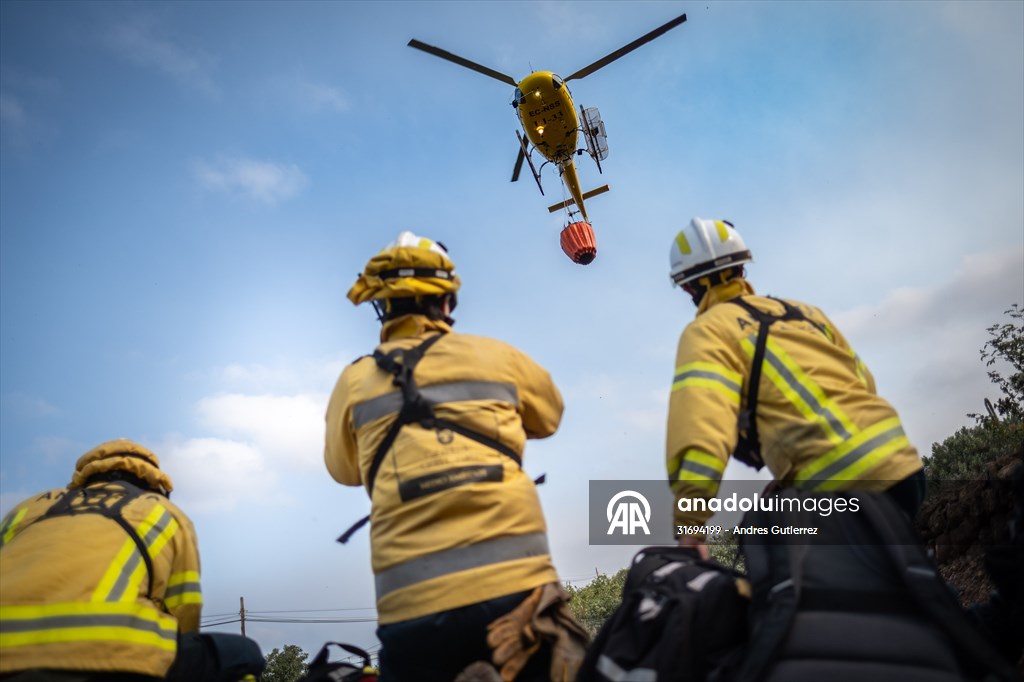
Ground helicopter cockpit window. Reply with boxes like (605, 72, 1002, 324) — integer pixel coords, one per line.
(513, 88, 525, 106)
(552, 75, 564, 91)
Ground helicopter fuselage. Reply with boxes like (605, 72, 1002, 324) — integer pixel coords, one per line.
(514, 71, 578, 162)
(513, 71, 588, 221)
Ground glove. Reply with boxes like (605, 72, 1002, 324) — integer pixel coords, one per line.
(486, 586, 544, 681)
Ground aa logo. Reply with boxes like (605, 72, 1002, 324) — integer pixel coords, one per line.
(606, 490, 651, 535)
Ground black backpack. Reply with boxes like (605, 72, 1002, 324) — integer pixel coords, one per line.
(165, 632, 266, 682)
(299, 642, 377, 682)
(577, 546, 749, 682)
(733, 490, 1022, 682)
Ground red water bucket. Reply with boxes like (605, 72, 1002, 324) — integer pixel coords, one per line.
(560, 221, 597, 265)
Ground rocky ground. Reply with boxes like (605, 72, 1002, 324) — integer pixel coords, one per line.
(914, 446, 1023, 673)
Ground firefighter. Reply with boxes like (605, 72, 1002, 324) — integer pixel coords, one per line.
(325, 231, 588, 681)
(0, 439, 263, 682)
(665, 218, 925, 557)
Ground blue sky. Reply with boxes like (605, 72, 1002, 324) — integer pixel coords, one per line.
(2, 0, 1022, 661)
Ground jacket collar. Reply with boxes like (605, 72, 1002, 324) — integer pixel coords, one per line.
(380, 314, 452, 343)
(696, 278, 756, 316)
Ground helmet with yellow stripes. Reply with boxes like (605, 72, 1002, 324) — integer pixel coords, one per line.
(669, 217, 753, 288)
(71, 439, 174, 496)
(348, 231, 461, 322)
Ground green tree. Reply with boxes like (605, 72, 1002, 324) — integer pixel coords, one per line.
(976, 303, 1024, 422)
(708, 531, 746, 573)
(262, 644, 309, 682)
(924, 303, 1024, 485)
(564, 569, 628, 635)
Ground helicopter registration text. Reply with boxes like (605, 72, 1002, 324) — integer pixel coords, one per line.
(528, 101, 562, 117)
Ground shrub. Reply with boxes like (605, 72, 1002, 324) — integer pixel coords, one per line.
(565, 568, 628, 635)
(923, 303, 1023, 488)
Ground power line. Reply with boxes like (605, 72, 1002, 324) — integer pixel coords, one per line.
(200, 598, 380, 631)
(202, 615, 376, 626)
(245, 616, 377, 624)
(246, 607, 376, 614)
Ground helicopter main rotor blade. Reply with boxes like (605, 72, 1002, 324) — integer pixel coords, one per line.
(564, 13, 687, 82)
(408, 39, 518, 87)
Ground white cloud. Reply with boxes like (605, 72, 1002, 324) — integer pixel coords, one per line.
(1, 68, 60, 97)
(832, 247, 1023, 450)
(834, 248, 1023, 344)
(1, 393, 60, 419)
(212, 358, 349, 394)
(299, 81, 350, 113)
(32, 436, 78, 465)
(156, 357, 339, 514)
(145, 351, 366, 516)
(0, 92, 28, 129)
(219, 363, 298, 388)
(106, 17, 218, 95)
(158, 437, 277, 514)
(196, 156, 308, 204)
(0, 69, 60, 145)
(0, 88, 57, 150)
(197, 392, 328, 471)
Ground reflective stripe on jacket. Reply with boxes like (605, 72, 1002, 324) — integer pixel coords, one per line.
(0, 483, 202, 676)
(325, 314, 562, 624)
(667, 279, 923, 527)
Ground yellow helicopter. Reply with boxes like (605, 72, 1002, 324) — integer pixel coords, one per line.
(409, 12, 687, 264)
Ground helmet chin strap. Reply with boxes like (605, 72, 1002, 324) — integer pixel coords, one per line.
(682, 283, 703, 307)
(371, 298, 390, 323)
(443, 292, 457, 326)
(370, 294, 458, 326)
(683, 275, 713, 306)
(684, 266, 744, 307)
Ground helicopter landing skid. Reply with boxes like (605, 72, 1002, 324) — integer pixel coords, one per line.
(515, 129, 544, 196)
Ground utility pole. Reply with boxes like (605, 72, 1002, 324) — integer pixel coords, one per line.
(240, 597, 246, 638)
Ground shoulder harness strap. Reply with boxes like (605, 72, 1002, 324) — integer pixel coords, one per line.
(729, 297, 813, 470)
(39, 482, 157, 598)
(339, 332, 529, 544)
(363, 332, 444, 497)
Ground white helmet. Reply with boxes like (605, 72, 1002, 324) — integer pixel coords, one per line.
(385, 230, 451, 258)
(669, 218, 753, 287)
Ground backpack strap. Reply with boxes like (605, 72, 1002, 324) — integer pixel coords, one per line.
(308, 641, 372, 671)
(338, 332, 532, 544)
(729, 297, 817, 470)
(364, 332, 446, 497)
(731, 538, 810, 682)
(736, 493, 1022, 682)
(365, 332, 526, 495)
(38, 482, 156, 599)
(857, 494, 1022, 682)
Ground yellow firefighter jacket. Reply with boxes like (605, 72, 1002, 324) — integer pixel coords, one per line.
(325, 314, 563, 624)
(0, 482, 202, 677)
(667, 279, 923, 528)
